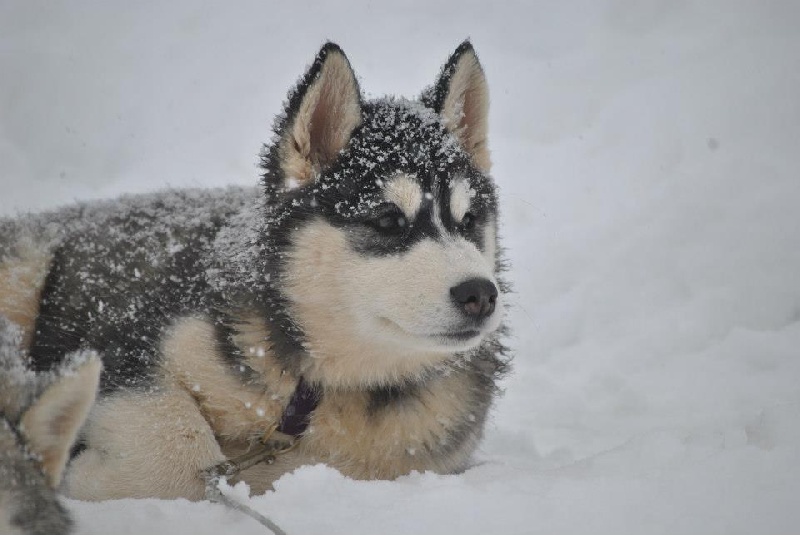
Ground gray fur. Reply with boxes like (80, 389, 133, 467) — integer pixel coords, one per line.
(0, 317, 98, 535)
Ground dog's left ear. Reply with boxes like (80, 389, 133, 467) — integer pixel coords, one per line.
(425, 41, 491, 172)
(21, 353, 101, 488)
(277, 43, 362, 188)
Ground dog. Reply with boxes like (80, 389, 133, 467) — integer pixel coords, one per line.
(0, 40, 509, 500)
(0, 317, 101, 535)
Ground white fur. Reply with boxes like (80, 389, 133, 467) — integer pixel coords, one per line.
(65, 387, 224, 500)
(283, 218, 502, 387)
(483, 215, 497, 266)
(384, 175, 423, 219)
(449, 179, 472, 222)
(430, 195, 447, 236)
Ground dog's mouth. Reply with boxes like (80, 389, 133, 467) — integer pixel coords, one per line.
(377, 318, 483, 349)
(432, 330, 481, 341)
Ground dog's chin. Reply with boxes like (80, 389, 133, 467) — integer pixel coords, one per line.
(374, 317, 487, 353)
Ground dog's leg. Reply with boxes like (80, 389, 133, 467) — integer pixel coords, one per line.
(64, 387, 225, 501)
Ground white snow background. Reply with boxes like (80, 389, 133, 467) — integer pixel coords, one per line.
(2, 1, 800, 534)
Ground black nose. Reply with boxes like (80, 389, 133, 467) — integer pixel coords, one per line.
(450, 278, 498, 320)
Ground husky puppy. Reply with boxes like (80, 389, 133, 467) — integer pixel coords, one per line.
(0, 318, 101, 535)
(0, 41, 509, 500)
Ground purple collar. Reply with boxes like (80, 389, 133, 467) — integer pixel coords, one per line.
(276, 376, 320, 437)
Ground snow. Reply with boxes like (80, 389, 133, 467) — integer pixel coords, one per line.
(2, 1, 800, 534)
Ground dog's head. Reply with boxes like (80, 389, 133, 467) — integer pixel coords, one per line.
(260, 42, 504, 387)
(1, 319, 101, 535)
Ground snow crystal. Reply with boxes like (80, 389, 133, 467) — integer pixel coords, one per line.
(285, 177, 301, 190)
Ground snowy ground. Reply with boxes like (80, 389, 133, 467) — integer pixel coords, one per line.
(2, 1, 800, 534)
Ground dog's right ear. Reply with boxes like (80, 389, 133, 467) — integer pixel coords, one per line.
(276, 43, 362, 190)
(21, 353, 101, 488)
(423, 41, 491, 172)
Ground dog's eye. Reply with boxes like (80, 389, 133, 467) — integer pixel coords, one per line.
(460, 212, 476, 231)
(373, 211, 408, 234)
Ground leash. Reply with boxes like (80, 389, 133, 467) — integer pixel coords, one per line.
(203, 376, 319, 535)
(207, 485, 288, 535)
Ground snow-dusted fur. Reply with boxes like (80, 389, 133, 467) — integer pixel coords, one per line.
(0, 318, 101, 535)
(0, 41, 509, 500)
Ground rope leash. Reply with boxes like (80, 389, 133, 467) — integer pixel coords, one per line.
(202, 425, 297, 535)
(207, 483, 288, 535)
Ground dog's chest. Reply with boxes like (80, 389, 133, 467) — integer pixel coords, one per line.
(297, 371, 479, 479)
(163, 314, 482, 481)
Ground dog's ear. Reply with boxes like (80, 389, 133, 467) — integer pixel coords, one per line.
(277, 42, 362, 189)
(21, 353, 101, 488)
(426, 41, 491, 172)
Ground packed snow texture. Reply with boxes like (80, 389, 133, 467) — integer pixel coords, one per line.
(2, 1, 800, 534)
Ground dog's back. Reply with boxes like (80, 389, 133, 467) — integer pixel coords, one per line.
(0, 187, 251, 383)
(0, 318, 101, 535)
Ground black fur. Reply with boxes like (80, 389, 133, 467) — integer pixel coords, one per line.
(26, 188, 248, 392)
(212, 314, 262, 386)
(367, 382, 421, 416)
